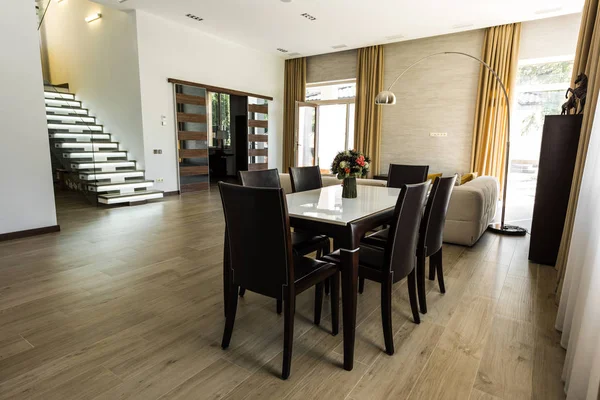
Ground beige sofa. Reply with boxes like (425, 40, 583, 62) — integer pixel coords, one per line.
(279, 173, 498, 247)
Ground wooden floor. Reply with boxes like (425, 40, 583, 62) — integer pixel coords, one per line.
(0, 189, 566, 400)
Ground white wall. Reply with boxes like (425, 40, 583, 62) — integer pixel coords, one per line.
(135, 11, 285, 192)
(520, 13, 581, 61)
(41, 0, 146, 168)
(0, 0, 57, 234)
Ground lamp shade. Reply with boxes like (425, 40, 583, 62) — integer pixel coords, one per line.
(375, 90, 396, 105)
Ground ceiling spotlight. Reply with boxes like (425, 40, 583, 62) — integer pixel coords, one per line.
(85, 13, 102, 23)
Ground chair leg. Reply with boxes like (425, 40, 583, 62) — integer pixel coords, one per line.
(221, 284, 239, 349)
(428, 257, 436, 281)
(282, 293, 295, 380)
(358, 277, 365, 294)
(407, 270, 421, 324)
(238, 287, 246, 297)
(324, 278, 330, 296)
(381, 276, 395, 355)
(314, 283, 323, 326)
(432, 248, 445, 294)
(276, 299, 282, 314)
(417, 251, 427, 314)
(330, 272, 339, 336)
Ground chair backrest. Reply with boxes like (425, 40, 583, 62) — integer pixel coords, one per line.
(421, 176, 457, 255)
(288, 166, 323, 192)
(387, 164, 429, 188)
(385, 181, 430, 282)
(239, 168, 281, 188)
(219, 182, 294, 299)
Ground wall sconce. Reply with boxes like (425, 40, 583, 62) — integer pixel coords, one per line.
(85, 13, 102, 23)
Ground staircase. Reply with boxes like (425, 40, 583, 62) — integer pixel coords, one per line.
(45, 85, 164, 205)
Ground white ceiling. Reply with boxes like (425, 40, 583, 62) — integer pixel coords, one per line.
(96, 0, 583, 58)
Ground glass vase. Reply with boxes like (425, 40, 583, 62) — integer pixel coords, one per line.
(342, 177, 357, 199)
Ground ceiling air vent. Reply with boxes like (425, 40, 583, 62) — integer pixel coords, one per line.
(277, 48, 289, 53)
(301, 13, 317, 21)
(331, 44, 348, 49)
(186, 14, 204, 22)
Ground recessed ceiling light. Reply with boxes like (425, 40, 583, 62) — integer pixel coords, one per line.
(535, 6, 562, 14)
(301, 13, 317, 21)
(185, 13, 203, 22)
(277, 48, 289, 53)
(331, 44, 348, 49)
(451, 23, 474, 29)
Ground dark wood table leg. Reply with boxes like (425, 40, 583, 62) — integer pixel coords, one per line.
(339, 247, 359, 371)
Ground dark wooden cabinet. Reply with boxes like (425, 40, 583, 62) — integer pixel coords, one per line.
(529, 115, 582, 266)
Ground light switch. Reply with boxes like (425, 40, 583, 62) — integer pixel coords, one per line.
(161, 115, 167, 126)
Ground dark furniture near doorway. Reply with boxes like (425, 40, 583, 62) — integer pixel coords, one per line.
(529, 115, 583, 266)
(219, 182, 339, 380)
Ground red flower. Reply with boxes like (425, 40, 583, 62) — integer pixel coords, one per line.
(345, 168, 350, 174)
(356, 155, 365, 167)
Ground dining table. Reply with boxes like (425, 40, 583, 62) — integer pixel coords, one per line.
(285, 184, 402, 371)
(222, 184, 402, 372)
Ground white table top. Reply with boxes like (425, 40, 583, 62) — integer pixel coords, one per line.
(286, 185, 402, 226)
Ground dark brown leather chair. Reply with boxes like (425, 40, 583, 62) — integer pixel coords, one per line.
(219, 182, 339, 380)
(288, 166, 323, 193)
(238, 169, 330, 312)
(362, 176, 457, 314)
(387, 164, 429, 188)
(322, 182, 429, 355)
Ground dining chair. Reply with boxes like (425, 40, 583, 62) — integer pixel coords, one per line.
(387, 164, 429, 188)
(289, 166, 323, 193)
(237, 169, 331, 314)
(219, 182, 339, 380)
(362, 176, 457, 314)
(322, 181, 429, 355)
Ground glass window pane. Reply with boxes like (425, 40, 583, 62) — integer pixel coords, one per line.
(306, 81, 356, 101)
(297, 106, 316, 167)
(317, 104, 347, 173)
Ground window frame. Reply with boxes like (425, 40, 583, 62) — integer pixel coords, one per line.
(305, 80, 356, 168)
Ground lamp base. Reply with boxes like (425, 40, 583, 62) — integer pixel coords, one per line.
(487, 223, 528, 236)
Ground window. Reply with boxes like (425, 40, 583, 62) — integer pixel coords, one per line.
(508, 58, 574, 227)
(208, 93, 231, 148)
(305, 80, 356, 173)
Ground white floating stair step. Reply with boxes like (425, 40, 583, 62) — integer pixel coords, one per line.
(63, 151, 127, 160)
(47, 114, 95, 124)
(48, 123, 103, 132)
(44, 91, 75, 100)
(55, 142, 118, 151)
(97, 190, 164, 205)
(46, 106, 88, 116)
(45, 98, 81, 108)
(50, 132, 111, 141)
(79, 170, 145, 181)
(88, 180, 154, 193)
(70, 161, 136, 171)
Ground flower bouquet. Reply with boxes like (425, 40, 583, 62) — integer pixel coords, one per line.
(331, 150, 371, 198)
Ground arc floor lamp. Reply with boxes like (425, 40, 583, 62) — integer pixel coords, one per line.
(376, 51, 526, 236)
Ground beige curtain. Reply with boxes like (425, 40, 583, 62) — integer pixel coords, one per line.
(355, 46, 384, 176)
(470, 23, 521, 194)
(282, 58, 306, 171)
(556, 0, 600, 299)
